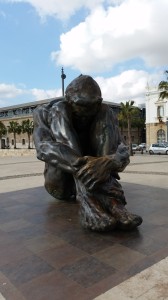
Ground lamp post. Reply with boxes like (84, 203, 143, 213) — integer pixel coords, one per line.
(61, 67, 66, 97)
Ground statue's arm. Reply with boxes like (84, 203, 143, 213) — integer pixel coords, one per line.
(33, 102, 83, 173)
(74, 144, 130, 190)
(74, 106, 130, 190)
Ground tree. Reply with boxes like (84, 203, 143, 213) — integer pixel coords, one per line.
(119, 100, 139, 155)
(132, 117, 145, 144)
(21, 119, 34, 149)
(0, 121, 7, 148)
(8, 121, 22, 149)
(158, 70, 168, 100)
(118, 115, 127, 136)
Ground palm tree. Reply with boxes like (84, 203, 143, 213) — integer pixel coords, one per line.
(132, 117, 145, 144)
(0, 121, 7, 148)
(119, 100, 139, 155)
(8, 121, 22, 149)
(21, 119, 34, 149)
(158, 70, 168, 100)
(118, 115, 127, 136)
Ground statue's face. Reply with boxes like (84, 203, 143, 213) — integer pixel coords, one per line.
(65, 75, 102, 124)
(69, 93, 102, 120)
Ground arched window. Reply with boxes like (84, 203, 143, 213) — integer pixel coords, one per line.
(157, 129, 165, 143)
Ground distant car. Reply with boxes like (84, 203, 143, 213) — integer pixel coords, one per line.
(149, 143, 168, 155)
(132, 144, 139, 151)
(138, 143, 146, 150)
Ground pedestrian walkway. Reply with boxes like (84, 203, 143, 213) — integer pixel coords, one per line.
(0, 153, 168, 299)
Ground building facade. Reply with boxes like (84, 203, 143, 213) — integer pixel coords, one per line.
(146, 87, 168, 149)
(0, 98, 144, 149)
(0, 98, 58, 149)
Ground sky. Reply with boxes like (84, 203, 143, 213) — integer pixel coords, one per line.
(0, 0, 168, 108)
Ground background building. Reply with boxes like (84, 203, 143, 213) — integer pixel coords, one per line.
(146, 87, 168, 149)
(0, 98, 145, 149)
(0, 98, 56, 149)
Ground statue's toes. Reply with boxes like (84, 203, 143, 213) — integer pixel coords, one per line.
(81, 213, 117, 232)
(117, 214, 143, 230)
(111, 205, 143, 231)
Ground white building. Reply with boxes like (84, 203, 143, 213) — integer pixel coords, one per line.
(146, 87, 168, 149)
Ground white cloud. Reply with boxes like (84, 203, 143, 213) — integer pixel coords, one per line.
(95, 70, 161, 105)
(0, 69, 161, 107)
(0, 83, 62, 107)
(5, 0, 168, 73)
(31, 88, 62, 100)
(4, 0, 105, 20)
(0, 83, 24, 99)
(1, 0, 167, 107)
(52, 0, 168, 72)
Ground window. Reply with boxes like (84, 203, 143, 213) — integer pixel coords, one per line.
(157, 129, 165, 143)
(157, 106, 164, 117)
(22, 139, 25, 145)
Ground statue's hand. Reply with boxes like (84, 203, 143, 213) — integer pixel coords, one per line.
(73, 156, 112, 191)
(72, 143, 129, 191)
(115, 143, 130, 171)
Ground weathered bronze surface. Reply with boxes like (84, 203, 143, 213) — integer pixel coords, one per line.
(33, 75, 142, 231)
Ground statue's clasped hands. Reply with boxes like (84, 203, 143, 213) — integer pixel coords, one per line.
(73, 143, 129, 191)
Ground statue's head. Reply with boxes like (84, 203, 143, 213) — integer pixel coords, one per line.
(65, 75, 102, 120)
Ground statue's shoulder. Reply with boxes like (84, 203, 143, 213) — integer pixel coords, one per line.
(50, 99, 69, 117)
(33, 97, 66, 115)
(33, 98, 65, 125)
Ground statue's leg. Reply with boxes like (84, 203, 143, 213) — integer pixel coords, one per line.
(44, 163, 76, 201)
(75, 178, 117, 231)
(85, 105, 143, 230)
(44, 162, 117, 229)
(94, 176, 142, 230)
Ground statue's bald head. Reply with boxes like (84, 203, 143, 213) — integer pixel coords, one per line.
(65, 74, 102, 105)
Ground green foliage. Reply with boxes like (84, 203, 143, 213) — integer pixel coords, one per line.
(0, 121, 7, 138)
(120, 100, 139, 118)
(21, 119, 34, 149)
(8, 121, 22, 149)
(21, 119, 34, 134)
(132, 115, 145, 128)
(8, 121, 22, 134)
(119, 100, 140, 155)
(158, 70, 168, 100)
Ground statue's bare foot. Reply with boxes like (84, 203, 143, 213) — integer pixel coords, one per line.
(111, 204, 143, 230)
(77, 193, 117, 231)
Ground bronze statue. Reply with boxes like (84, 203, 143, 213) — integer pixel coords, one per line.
(33, 75, 142, 231)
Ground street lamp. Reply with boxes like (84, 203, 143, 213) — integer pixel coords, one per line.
(61, 67, 66, 97)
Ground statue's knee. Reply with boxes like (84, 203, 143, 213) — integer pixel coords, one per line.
(44, 177, 76, 200)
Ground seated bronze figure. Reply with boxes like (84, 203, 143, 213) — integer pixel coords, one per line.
(33, 74, 142, 231)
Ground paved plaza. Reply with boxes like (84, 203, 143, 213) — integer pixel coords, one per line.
(0, 152, 168, 300)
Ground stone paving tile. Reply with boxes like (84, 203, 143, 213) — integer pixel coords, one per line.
(1, 255, 54, 287)
(94, 257, 168, 300)
(60, 256, 116, 288)
(92, 244, 146, 271)
(0, 182, 168, 300)
(19, 270, 91, 300)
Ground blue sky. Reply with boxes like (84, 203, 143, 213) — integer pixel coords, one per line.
(0, 0, 168, 108)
